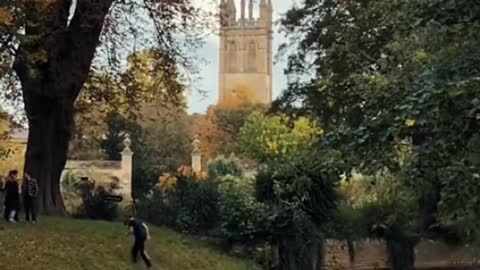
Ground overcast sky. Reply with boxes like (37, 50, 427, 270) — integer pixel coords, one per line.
(187, 0, 296, 114)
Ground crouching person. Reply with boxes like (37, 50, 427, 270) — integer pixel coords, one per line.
(125, 217, 152, 268)
(22, 173, 39, 223)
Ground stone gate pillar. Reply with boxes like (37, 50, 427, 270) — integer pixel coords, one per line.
(192, 135, 202, 174)
(121, 134, 133, 203)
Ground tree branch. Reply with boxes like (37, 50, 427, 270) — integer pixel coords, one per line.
(61, 0, 114, 99)
(14, 0, 73, 92)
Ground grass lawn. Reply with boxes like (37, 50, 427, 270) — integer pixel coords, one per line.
(0, 217, 259, 270)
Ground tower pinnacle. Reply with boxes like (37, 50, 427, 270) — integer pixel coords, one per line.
(248, 0, 254, 21)
(225, 0, 236, 26)
(260, 0, 272, 26)
(240, 0, 246, 24)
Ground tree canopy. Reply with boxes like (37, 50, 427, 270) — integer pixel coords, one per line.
(277, 0, 480, 268)
(71, 48, 187, 159)
(191, 104, 265, 160)
(240, 111, 321, 162)
(97, 109, 192, 198)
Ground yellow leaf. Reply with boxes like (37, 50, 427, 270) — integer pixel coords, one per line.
(405, 119, 416, 127)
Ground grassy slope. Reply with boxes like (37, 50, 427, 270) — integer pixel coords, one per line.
(0, 217, 259, 270)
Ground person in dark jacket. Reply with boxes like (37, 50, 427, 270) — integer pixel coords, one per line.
(125, 217, 152, 268)
(3, 170, 20, 223)
(22, 173, 39, 223)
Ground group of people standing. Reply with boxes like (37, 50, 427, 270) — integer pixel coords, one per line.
(0, 170, 39, 223)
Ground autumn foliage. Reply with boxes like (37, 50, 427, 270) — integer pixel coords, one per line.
(191, 103, 266, 161)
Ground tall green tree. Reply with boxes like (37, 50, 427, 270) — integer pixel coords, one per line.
(240, 111, 333, 270)
(255, 149, 342, 270)
(0, 0, 203, 214)
(279, 0, 480, 268)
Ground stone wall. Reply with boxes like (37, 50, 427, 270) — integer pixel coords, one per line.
(323, 240, 480, 270)
(2, 129, 28, 178)
(61, 135, 133, 206)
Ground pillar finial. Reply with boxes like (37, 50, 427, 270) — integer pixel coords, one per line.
(191, 135, 202, 173)
(192, 135, 201, 154)
(122, 133, 133, 155)
(226, 0, 236, 25)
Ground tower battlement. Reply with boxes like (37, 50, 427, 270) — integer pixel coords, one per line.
(220, 0, 272, 29)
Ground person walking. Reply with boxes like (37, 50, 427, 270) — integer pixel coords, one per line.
(22, 173, 39, 223)
(3, 170, 20, 223)
(125, 217, 152, 268)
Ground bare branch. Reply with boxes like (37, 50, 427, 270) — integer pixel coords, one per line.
(62, 0, 115, 98)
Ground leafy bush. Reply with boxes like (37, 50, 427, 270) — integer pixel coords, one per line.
(327, 168, 419, 269)
(175, 176, 220, 232)
(138, 158, 253, 236)
(207, 154, 244, 179)
(137, 188, 179, 228)
(138, 174, 219, 234)
(218, 175, 266, 241)
(138, 167, 268, 242)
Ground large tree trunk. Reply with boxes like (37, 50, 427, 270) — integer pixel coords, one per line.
(23, 94, 75, 215)
(277, 224, 323, 270)
(386, 236, 416, 270)
(277, 236, 322, 270)
(12, 0, 114, 216)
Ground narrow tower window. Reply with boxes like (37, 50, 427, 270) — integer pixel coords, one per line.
(228, 41, 237, 72)
(247, 41, 256, 72)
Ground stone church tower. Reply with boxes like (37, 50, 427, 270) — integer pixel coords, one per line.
(218, 0, 273, 106)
